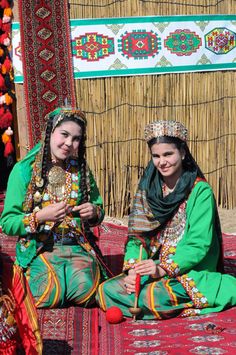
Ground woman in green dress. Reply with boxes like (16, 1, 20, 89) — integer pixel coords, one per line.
(1, 107, 108, 309)
(97, 120, 236, 320)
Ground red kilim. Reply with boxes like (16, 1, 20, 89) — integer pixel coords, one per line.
(18, 0, 76, 147)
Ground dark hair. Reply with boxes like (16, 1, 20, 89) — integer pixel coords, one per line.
(147, 136, 205, 178)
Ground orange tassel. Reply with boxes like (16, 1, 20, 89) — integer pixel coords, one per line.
(2, 57, 11, 74)
(2, 126, 14, 157)
(5, 92, 13, 105)
(4, 8, 12, 17)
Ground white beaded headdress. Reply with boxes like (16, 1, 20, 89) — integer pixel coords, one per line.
(144, 120, 188, 142)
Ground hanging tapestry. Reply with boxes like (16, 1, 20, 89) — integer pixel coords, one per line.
(18, 1, 76, 147)
(13, 14, 236, 82)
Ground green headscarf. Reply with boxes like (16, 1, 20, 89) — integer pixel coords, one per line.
(128, 160, 198, 235)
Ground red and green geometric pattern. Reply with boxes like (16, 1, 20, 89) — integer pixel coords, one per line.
(164, 29, 202, 56)
(13, 15, 236, 80)
(205, 27, 236, 54)
(118, 30, 160, 59)
(72, 33, 115, 62)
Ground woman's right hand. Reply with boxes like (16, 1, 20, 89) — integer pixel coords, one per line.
(36, 201, 69, 223)
(124, 268, 137, 294)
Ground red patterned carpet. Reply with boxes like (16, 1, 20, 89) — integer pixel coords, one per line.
(99, 307, 236, 355)
(0, 223, 236, 354)
(37, 307, 98, 354)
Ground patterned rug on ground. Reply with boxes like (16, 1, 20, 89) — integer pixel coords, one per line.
(1, 224, 236, 354)
(18, 0, 76, 147)
(98, 308, 236, 355)
(37, 307, 98, 355)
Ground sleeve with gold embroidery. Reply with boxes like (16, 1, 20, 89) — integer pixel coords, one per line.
(159, 182, 217, 277)
(123, 235, 149, 272)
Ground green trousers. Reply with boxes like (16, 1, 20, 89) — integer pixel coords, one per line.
(96, 273, 194, 320)
(26, 245, 100, 308)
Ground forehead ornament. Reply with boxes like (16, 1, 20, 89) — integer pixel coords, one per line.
(144, 120, 188, 142)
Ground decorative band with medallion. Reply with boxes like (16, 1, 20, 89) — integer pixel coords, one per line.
(13, 14, 236, 81)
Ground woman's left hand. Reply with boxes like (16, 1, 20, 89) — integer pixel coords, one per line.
(134, 259, 166, 278)
(72, 203, 97, 220)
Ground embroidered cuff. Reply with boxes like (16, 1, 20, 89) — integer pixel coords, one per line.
(122, 258, 138, 272)
(179, 308, 201, 318)
(177, 274, 209, 308)
(159, 259, 180, 277)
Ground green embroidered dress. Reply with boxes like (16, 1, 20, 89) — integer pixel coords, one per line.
(97, 162, 236, 319)
(1, 144, 105, 308)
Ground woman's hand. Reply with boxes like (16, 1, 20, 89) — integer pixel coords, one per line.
(123, 261, 166, 294)
(124, 268, 136, 294)
(36, 201, 69, 223)
(135, 259, 166, 279)
(72, 202, 97, 220)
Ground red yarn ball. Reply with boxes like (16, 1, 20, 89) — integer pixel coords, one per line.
(106, 306, 123, 324)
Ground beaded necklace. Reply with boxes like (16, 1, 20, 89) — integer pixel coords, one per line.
(40, 159, 79, 232)
(42, 159, 79, 207)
